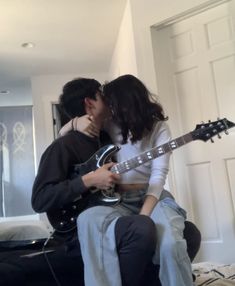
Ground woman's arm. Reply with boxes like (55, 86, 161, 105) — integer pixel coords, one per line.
(140, 195, 159, 216)
(59, 115, 100, 137)
(140, 122, 172, 216)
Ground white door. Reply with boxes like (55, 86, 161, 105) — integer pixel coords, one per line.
(152, 0, 235, 263)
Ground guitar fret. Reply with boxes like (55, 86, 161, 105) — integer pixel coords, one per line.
(169, 140, 178, 149)
(162, 144, 171, 153)
(146, 151, 153, 159)
(131, 157, 142, 167)
(157, 146, 165, 155)
(124, 160, 131, 170)
(182, 133, 193, 143)
(137, 156, 143, 164)
(175, 137, 184, 146)
(118, 162, 130, 173)
(112, 164, 120, 174)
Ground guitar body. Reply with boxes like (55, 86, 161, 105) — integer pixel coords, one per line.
(72, 144, 120, 176)
(47, 144, 120, 233)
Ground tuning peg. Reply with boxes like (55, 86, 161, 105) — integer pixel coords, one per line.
(208, 120, 211, 122)
(217, 133, 222, 139)
(200, 121, 206, 129)
(225, 130, 229, 135)
(210, 138, 214, 143)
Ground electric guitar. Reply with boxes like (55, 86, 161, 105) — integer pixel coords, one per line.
(47, 118, 235, 233)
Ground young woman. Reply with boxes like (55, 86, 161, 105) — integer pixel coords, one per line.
(60, 75, 200, 286)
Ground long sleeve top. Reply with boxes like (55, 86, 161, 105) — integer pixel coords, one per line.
(105, 121, 172, 199)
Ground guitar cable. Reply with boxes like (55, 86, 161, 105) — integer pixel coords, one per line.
(42, 230, 62, 286)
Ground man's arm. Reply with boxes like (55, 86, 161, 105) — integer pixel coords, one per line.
(32, 140, 119, 213)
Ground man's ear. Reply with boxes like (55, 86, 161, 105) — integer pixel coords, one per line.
(84, 97, 95, 115)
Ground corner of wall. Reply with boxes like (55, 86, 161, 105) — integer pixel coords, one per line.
(108, 0, 138, 80)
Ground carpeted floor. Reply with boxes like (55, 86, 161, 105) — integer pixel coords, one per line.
(193, 262, 235, 286)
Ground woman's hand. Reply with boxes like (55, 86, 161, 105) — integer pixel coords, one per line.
(59, 115, 100, 137)
(73, 115, 100, 137)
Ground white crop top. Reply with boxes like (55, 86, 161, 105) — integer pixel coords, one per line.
(105, 121, 172, 199)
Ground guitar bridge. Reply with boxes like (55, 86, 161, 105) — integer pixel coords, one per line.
(100, 190, 121, 204)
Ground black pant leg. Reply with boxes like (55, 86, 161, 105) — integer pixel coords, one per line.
(0, 245, 84, 286)
(184, 221, 201, 262)
(142, 220, 201, 286)
(115, 214, 156, 286)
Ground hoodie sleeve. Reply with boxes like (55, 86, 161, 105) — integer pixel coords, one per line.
(31, 138, 87, 213)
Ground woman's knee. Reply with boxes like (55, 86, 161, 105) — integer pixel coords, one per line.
(77, 206, 116, 227)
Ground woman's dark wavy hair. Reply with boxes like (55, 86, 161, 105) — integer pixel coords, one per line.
(102, 74, 168, 144)
(59, 78, 101, 118)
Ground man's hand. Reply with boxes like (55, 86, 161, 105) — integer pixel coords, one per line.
(82, 162, 120, 190)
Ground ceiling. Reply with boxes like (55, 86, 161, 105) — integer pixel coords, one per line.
(0, 0, 127, 92)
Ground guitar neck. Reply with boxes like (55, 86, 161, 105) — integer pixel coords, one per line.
(111, 132, 193, 174)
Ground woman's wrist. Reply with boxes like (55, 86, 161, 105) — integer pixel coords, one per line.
(59, 119, 73, 136)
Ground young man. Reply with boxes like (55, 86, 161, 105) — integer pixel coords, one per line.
(31, 78, 158, 286)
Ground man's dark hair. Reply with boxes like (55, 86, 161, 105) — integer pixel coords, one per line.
(103, 74, 168, 144)
(59, 78, 101, 118)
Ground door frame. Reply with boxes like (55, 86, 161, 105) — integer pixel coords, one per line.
(152, 0, 231, 31)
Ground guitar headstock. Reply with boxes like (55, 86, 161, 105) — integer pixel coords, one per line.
(192, 118, 235, 142)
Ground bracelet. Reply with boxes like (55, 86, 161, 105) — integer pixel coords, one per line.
(71, 118, 74, 131)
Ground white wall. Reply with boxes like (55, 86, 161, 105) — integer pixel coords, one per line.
(108, 0, 138, 79)
(0, 79, 32, 106)
(109, 0, 224, 93)
(31, 72, 108, 167)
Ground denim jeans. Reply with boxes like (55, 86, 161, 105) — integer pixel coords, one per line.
(77, 206, 125, 286)
(151, 197, 193, 286)
(77, 192, 193, 286)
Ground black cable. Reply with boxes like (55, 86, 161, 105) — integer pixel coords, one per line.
(42, 230, 62, 286)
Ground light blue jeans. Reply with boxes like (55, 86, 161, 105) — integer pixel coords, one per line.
(77, 194, 193, 286)
(151, 197, 193, 286)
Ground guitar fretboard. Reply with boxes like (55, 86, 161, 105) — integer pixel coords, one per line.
(111, 132, 193, 174)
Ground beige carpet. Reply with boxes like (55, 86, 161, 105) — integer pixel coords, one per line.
(193, 262, 235, 286)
